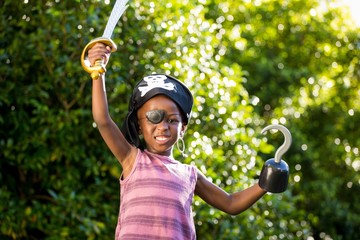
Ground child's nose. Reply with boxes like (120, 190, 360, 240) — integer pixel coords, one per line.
(156, 120, 169, 130)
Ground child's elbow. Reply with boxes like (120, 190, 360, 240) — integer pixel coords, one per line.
(93, 115, 112, 128)
(224, 208, 246, 216)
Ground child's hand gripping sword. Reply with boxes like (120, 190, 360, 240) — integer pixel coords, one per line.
(81, 0, 129, 80)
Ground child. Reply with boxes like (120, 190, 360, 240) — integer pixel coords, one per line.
(88, 43, 269, 239)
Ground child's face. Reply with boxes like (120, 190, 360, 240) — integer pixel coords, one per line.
(137, 95, 186, 156)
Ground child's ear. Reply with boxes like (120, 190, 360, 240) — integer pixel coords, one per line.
(181, 124, 187, 135)
(137, 120, 142, 135)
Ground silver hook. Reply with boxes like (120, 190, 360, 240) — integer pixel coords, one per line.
(261, 124, 292, 163)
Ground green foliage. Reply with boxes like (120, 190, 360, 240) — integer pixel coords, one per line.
(1, 0, 359, 239)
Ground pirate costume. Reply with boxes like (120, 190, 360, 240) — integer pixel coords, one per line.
(116, 74, 197, 240)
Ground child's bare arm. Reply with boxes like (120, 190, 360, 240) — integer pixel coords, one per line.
(195, 169, 266, 215)
(88, 43, 137, 177)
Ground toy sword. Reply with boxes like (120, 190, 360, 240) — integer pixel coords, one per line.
(81, 0, 129, 80)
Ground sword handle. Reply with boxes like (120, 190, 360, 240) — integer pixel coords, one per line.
(81, 37, 117, 80)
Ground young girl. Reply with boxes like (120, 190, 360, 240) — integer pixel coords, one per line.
(88, 43, 267, 239)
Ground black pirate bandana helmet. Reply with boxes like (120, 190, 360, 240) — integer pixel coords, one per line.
(121, 74, 193, 149)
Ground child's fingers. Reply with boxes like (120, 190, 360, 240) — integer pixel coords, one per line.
(88, 43, 111, 66)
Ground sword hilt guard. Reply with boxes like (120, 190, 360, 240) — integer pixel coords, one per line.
(81, 37, 117, 80)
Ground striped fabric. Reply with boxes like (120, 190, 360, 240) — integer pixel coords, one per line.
(115, 149, 198, 240)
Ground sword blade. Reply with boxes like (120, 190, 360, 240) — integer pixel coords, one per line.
(102, 0, 130, 39)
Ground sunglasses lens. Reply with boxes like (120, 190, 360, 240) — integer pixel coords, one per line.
(146, 110, 166, 124)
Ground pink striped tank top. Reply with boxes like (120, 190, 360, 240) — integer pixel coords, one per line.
(115, 149, 198, 240)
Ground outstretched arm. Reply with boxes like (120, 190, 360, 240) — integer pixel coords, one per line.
(195, 169, 266, 215)
(88, 43, 137, 177)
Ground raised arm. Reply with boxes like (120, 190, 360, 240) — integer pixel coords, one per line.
(87, 43, 137, 177)
(195, 169, 266, 215)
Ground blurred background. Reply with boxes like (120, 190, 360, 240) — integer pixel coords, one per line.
(0, 0, 359, 239)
